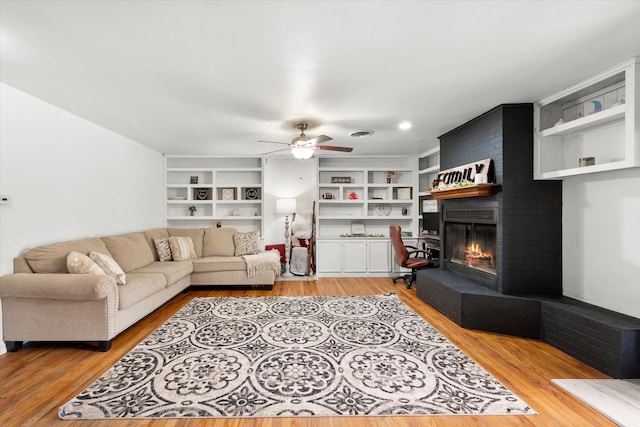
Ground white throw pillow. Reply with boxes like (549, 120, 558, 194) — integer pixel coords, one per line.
(233, 231, 260, 256)
(67, 251, 106, 276)
(168, 236, 197, 261)
(89, 251, 127, 285)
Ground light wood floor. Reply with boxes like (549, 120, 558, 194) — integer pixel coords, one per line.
(0, 277, 613, 426)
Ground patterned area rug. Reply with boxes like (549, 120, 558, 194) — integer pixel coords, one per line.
(59, 292, 535, 419)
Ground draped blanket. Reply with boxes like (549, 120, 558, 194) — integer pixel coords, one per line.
(242, 250, 281, 277)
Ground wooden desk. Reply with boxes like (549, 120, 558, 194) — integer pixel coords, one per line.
(419, 234, 440, 261)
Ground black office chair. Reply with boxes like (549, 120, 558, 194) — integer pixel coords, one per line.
(390, 224, 437, 289)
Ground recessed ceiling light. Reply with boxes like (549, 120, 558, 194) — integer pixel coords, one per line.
(398, 121, 412, 130)
(350, 130, 375, 137)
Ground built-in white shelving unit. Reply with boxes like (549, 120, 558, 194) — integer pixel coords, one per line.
(418, 146, 440, 195)
(534, 56, 639, 179)
(164, 155, 264, 234)
(315, 156, 418, 277)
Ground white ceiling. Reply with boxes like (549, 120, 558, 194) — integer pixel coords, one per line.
(1, 1, 639, 157)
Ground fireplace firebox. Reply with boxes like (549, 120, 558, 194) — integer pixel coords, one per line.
(443, 204, 498, 290)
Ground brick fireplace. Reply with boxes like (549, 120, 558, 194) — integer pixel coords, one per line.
(430, 103, 562, 295)
(416, 104, 640, 378)
(416, 104, 563, 338)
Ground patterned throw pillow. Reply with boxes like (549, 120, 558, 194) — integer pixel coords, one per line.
(168, 236, 197, 261)
(67, 251, 106, 275)
(233, 231, 260, 256)
(89, 251, 127, 285)
(153, 238, 173, 262)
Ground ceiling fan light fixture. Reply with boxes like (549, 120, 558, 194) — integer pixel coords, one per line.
(292, 135, 309, 144)
(291, 146, 314, 159)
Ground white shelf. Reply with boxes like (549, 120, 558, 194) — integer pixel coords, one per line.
(167, 216, 263, 220)
(315, 156, 418, 275)
(538, 104, 625, 137)
(419, 165, 440, 174)
(319, 215, 412, 219)
(534, 160, 632, 180)
(167, 200, 213, 204)
(164, 156, 264, 233)
(534, 57, 639, 179)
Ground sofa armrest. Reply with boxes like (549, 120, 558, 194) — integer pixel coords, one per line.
(0, 273, 117, 301)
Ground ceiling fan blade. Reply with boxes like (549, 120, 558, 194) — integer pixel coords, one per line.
(315, 145, 353, 152)
(258, 140, 289, 145)
(260, 147, 291, 155)
(307, 135, 332, 145)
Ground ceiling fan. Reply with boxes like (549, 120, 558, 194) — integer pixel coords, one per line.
(260, 123, 353, 159)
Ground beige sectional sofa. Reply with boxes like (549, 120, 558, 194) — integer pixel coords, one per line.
(0, 227, 279, 352)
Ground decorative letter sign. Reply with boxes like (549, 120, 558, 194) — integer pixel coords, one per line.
(434, 158, 493, 188)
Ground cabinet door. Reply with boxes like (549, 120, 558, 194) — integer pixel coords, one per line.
(316, 240, 343, 273)
(368, 240, 391, 272)
(342, 240, 367, 273)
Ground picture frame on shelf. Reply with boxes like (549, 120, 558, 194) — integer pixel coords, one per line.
(331, 176, 351, 183)
(397, 187, 412, 200)
(421, 198, 438, 213)
(190, 176, 198, 184)
(351, 222, 365, 235)
(243, 187, 260, 200)
(193, 187, 212, 200)
(219, 188, 236, 200)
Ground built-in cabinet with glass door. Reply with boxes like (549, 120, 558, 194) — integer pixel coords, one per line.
(315, 157, 418, 276)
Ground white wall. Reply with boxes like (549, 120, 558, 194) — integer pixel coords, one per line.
(263, 157, 317, 245)
(0, 83, 164, 353)
(563, 167, 640, 318)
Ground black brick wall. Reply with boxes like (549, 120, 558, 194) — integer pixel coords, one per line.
(539, 297, 640, 378)
(438, 104, 562, 295)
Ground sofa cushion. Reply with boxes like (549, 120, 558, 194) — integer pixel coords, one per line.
(153, 238, 173, 262)
(67, 251, 106, 276)
(24, 237, 111, 274)
(117, 272, 166, 309)
(89, 251, 127, 285)
(202, 227, 237, 257)
(132, 261, 193, 287)
(169, 236, 197, 261)
(192, 256, 247, 273)
(102, 232, 155, 272)
(233, 231, 260, 256)
(143, 228, 170, 261)
(167, 228, 204, 257)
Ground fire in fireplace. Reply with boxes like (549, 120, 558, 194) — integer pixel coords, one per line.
(446, 223, 496, 273)
(465, 241, 494, 269)
(443, 205, 498, 289)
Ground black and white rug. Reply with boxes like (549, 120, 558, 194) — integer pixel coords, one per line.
(59, 292, 535, 419)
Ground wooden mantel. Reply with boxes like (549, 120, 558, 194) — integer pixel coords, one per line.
(427, 183, 500, 200)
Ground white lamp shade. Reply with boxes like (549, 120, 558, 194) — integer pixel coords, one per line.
(291, 146, 314, 159)
(276, 198, 297, 214)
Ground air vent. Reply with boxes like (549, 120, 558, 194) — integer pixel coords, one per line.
(350, 130, 374, 137)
